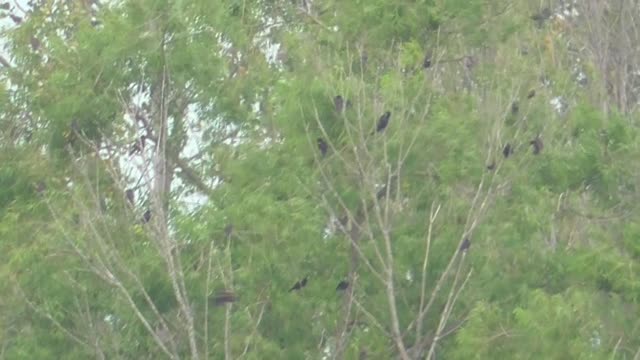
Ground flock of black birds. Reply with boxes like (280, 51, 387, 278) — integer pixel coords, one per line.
(208, 276, 348, 307)
(491, 88, 544, 168)
(287, 276, 350, 294)
(316, 95, 392, 158)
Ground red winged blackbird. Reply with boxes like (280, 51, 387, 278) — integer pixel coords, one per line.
(503, 143, 513, 158)
(289, 277, 308, 292)
(317, 137, 328, 157)
(530, 137, 543, 155)
(142, 209, 151, 223)
(336, 280, 349, 291)
(459, 238, 471, 252)
(527, 89, 536, 99)
(125, 189, 135, 205)
(375, 111, 391, 133)
(211, 290, 237, 306)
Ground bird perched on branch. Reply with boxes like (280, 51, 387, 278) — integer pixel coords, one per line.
(422, 53, 432, 68)
(334, 95, 345, 113)
(125, 189, 135, 205)
(289, 277, 308, 292)
(511, 101, 519, 115)
(129, 135, 146, 156)
(336, 280, 349, 291)
(531, 7, 552, 27)
(210, 290, 237, 306)
(459, 238, 471, 252)
(503, 143, 514, 158)
(374, 111, 391, 134)
(334, 95, 352, 113)
(527, 89, 536, 99)
(142, 209, 151, 223)
(530, 136, 543, 155)
(317, 137, 328, 157)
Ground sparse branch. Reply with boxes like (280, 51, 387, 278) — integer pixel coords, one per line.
(14, 284, 91, 349)
(416, 202, 441, 340)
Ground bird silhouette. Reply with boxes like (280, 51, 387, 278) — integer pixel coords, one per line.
(125, 189, 135, 205)
(129, 135, 146, 156)
(527, 89, 536, 99)
(210, 290, 237, 306)
(530, 137, 543, 155)
(142, 209, 151, 223)
(423, 54, 432, 68)
(317, 138, 328, 157)
(374, 111, 391, 133)
(503, 143, 513, 158)
(336, 280, 349, 291)
(9, 14, 22, 24)
(334, 95, 345, 113)
(289, 277, 308, 292)
(511, 101, 519, 115)
(459, 238, 471, 252)
(531, 8, 552, 27)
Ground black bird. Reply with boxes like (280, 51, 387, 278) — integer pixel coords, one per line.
(423, 54, 432, 69)
(375, 111, 391, 133)
(317, 137, 328, 157)
(531, 8, 552, 27)
(511, 101, 519, 115)
(459, 238, 471, 252)
(289, 277, 308, 292)
(142, 209, 151, 223)
(334, 95, 345, 113)
(125, 189, 135, 205)
(9, 14, 22, 24)
(334, 95, 352, 113)
(503, 143, 513, 158)
(336, 280, 349, 291)
(129, 135, 146, 156)
(210, 290, 237, 306)
(527, 89, 536, 99)
(530, 137, 543, 155)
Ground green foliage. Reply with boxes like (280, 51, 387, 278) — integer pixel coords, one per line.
(1, 0, 640, 358)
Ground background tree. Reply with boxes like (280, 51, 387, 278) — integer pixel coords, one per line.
(0, 0, 639, 359)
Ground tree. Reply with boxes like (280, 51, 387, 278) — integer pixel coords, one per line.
(1, 0, 640, 359)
